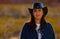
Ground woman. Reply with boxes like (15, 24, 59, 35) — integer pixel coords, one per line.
(21, 3, 55, 39)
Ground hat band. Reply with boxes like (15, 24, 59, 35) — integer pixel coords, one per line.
(33, 6, 43, 9)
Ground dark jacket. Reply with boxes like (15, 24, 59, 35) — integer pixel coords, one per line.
(21, 23, 55, 39)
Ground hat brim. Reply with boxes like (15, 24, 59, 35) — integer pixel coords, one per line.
(28, 7, 48, 15)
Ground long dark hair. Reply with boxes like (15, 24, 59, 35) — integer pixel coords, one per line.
(28, 7, 48, 32)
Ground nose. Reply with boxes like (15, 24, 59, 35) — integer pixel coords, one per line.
(36, 11, 40, 14)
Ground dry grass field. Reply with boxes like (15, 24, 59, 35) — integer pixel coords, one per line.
(0, 4, 60, 39)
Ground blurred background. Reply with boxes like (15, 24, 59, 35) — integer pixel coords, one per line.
(0, 0, 60, 39)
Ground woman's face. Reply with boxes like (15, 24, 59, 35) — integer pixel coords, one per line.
(33, 9, 43, 20)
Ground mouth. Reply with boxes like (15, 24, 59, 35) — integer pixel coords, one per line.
(36, 15, 40, 17)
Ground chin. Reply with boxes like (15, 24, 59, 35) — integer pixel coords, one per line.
(35, 17, 41, 20)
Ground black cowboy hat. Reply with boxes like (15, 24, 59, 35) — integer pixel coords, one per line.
(28, 3, 48, 16)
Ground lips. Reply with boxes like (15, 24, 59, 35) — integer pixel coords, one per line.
(36, 15, 40, 17)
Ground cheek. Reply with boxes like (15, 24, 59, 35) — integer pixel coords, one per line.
(40, 11, 43, 17)
(37, 11, 43, 17)
(33, 12, 36, 17)
(40, 12, 43, 16)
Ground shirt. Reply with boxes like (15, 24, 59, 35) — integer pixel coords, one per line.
(36, 24, 42, 39)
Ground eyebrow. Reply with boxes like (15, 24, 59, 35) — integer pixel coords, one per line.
(33, 9, 41, 11)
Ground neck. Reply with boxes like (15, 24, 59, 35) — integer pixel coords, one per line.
(35, 19, 41, 24)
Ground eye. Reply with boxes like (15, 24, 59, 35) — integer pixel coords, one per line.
(38, 9, 41, 11)
(33, 9, 37, 12)
(33, 9, 42, 12)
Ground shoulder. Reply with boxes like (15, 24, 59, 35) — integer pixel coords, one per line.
(24, 22, 30, 27)
(20, 22, 29, 36)
(46, 22, 52, 27)
(46, 22, 53, 30)
(46, 22, 52, 26)
(46, 22, 54, 32)
(23, 22, 30, 30)
(46, 23, 55, 37)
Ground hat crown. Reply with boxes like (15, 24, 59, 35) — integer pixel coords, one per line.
(32, 3, 44, 9)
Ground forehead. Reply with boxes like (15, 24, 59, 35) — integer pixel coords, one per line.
(33, 8, 42, 10)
